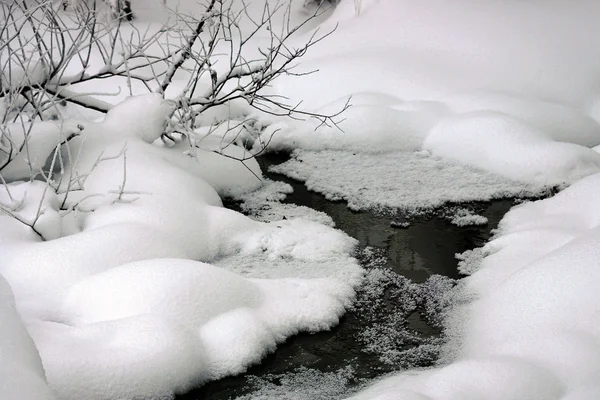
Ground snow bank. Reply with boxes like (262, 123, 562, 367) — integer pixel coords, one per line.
(292, 0, 600, 106)
(0, 121, 84, 182)
(0, 94, 363, 399)
(255, 0, 600, 187)
(348, 172, 600, 399)
(424, 112, 600, 187)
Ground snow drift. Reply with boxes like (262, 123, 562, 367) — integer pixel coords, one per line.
(0, 94, 363, 399)
(258, 0, 600, 187)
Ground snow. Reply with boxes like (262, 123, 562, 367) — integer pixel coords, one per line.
(0, 275, 56, 400)
(424, 111, 600, 187)
(5, 0, 600, 398)
(235, 178, 336, 226)
(236, 366, 356, 400)
(445, 208, 488, 227)
(0, 121, 84, 182)
(0, 94, 362, 399)
(255, 0, 600, 187)
(102, 94, 176, 144)
(252, 0, 600, 399)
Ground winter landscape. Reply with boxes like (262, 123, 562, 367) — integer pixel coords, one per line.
(2, 0, 600, 399)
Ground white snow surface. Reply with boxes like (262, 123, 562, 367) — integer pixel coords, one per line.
(0, 275, 57, 400)
(0, 94, 362, 400)
(256, 0, 600, 187)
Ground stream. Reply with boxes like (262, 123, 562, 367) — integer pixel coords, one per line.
(176, 153, 516, 399)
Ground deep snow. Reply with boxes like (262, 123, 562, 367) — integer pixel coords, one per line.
(0, 93, 362, 399)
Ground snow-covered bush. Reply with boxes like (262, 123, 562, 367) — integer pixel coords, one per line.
(0, 0, 347, 233)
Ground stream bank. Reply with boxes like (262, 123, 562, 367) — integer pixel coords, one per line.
(177, 153, 518, 400)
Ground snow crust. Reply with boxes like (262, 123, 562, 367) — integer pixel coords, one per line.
(269, 150, 542, 214)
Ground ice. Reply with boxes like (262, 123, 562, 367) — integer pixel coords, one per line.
(445, 208, 488, 227)
(236, 366, 356, 400)
(235, 178, 336, 226)
(269, 150, 544, 214)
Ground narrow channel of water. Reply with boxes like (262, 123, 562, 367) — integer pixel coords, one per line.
(177, 154, 516, 400)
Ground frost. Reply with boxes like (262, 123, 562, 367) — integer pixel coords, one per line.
(455, 247, 489, 276)
(445, 207, 488, 227)
(270, 150, 545, 215)
(235, 178, 335, 226)
(350, 248, 457, 368)
(238, 366, 356, 400)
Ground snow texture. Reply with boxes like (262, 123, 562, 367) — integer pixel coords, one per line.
(0, 275, 56, 400)
(237, 366, 356, 400)
(269, 150, 545, 214)
(235, 178, 335, 227)
(256, 0, 600, 187)
(0, 94, 362, 400)
(445, 207, 488, 227)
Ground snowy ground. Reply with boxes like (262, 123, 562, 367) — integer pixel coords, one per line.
(3, 0, 600, 399)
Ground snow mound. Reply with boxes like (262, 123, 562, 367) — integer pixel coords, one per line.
(0, 94, 362, 399)
(62, 259, 263, 326)
(102, 93, 176, 143)
(0, 121, 84, 182)
(0, 275, 56, 400)
(424, 112, 600, 187)
(258, 95, 446, 153)
(257, 0, 600, 187)
(27, 258, 355, 398)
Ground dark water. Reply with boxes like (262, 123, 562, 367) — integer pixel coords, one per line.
(176, 154, 515, 400)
